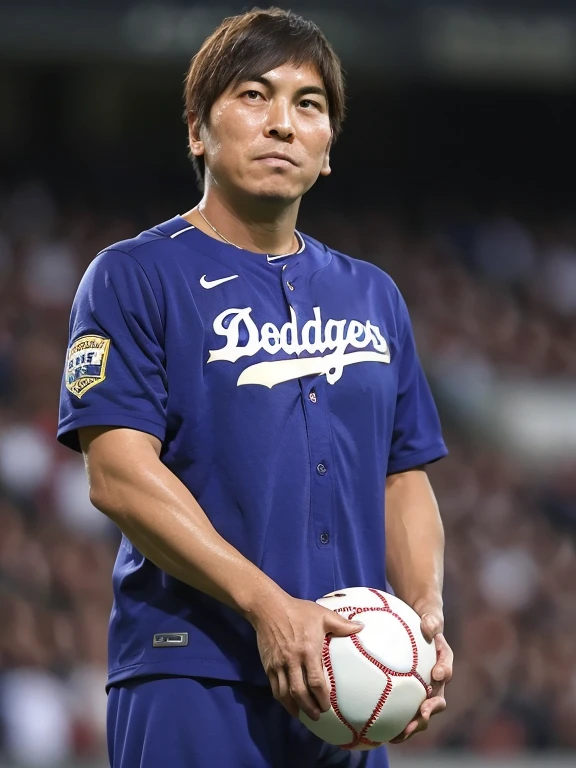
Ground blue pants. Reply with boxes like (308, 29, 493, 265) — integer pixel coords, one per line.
(107, 675, 389, 768)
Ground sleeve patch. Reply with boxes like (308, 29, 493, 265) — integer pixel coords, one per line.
(65, 335, 111, 399)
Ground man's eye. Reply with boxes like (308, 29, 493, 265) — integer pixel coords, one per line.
(244, 90, 262, 100)
(300, 99, 319, 109)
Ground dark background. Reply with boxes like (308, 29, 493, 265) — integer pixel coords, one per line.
(1, 2, 576, 766)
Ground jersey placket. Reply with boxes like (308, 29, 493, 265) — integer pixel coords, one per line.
(281, 260, 336, 590)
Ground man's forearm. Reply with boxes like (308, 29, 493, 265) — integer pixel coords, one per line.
(384, 468, 444, 616)
(84, 429, 285, 624)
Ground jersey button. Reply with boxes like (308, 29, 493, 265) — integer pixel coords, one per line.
(320, 532, 330, 544)
(309, 389, 317, 403)
(316, 463, 327, 476)
(286, 280, 295, 291)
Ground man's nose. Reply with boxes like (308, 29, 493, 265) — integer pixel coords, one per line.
(265, 100, 295, 142)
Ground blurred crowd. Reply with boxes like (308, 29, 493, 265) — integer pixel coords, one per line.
(309, 206, 576, 380)
(0, 181, 576, 764)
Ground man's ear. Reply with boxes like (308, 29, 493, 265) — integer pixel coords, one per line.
(320, 137, 332, 177)
(187, 113, 204, 158)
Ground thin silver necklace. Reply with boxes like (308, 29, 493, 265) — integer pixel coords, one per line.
(196, 207, 300, 257)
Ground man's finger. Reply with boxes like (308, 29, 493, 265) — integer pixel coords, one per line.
(389, 695, 446, 744)
(432, 663, 452, 684)
(273, 668, 288, 702)
(325, 613, 364, 638)
(432, 634, 454, 683)
(303, 658, 330, 713)
(420, 613, 442, 642)
(420, 695, 446, 719)
(432, 665, 445, 682)
(279, 696, 299, 719)
(269, 669, 280, 701)
(435, 633, 453, 658)
(288, 665, 321, 721)
(389, 716, 428, 744)
(273, 668, 299, 718)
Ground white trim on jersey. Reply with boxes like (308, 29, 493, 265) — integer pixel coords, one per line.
(170, 225, 196, 238)
(170, 222, 306, 259)
(266, 231, 306, 263)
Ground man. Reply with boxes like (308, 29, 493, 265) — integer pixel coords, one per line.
(58, 7, 452, 767)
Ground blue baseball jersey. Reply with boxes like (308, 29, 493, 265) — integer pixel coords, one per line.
(57, 216, 447, 688)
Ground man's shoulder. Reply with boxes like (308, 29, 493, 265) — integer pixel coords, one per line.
(94, 216, 191, 271)
(301, 232, 401, 296)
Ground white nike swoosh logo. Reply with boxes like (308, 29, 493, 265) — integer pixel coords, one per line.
(200, 274, 239, 289)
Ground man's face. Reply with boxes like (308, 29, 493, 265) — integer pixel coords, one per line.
(190, 62, 332, 203)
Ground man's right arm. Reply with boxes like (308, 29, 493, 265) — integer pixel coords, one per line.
(79, 425, 362, 720)
(81, 424, 277, 615)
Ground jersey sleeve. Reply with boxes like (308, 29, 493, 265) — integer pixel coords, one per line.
(57, 248, 168, 452)
(387, 290, 447, 475)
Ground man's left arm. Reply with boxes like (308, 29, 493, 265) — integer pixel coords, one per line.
(385, 466, 453, 743)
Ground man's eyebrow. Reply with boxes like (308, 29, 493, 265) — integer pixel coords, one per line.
(241, 75, 328, 100)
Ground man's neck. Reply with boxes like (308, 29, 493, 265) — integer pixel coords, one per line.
(182, 191, 301, 255)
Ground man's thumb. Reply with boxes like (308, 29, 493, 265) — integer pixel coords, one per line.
(326, 612, 364, 637)
(421, 612, 442, 641)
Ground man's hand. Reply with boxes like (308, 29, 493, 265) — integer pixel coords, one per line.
(251, 595, 364, 721)
(390, 611, 453, 744)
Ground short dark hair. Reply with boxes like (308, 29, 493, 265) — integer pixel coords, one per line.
(183, 6, 346, 190)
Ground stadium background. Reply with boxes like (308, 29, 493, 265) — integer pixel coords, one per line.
(1, 1, 576, 766)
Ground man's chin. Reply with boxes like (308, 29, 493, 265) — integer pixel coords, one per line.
(246, 185, 302, 205)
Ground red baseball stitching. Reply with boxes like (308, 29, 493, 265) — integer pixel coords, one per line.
(350, 632, 429, 697)
(335, 602, 429, 694)
(370, 588, 390, 609)
(323, 636, 359, 748)
(324, 591, 432, 748)
(332, 607, 362, 618)
(359, 675, 393, 743)
(368, 589, 432, 697)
